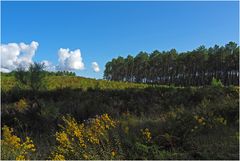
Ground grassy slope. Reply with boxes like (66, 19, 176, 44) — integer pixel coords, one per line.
(1, 75, 239, 160)
(1, 75, 151, 91)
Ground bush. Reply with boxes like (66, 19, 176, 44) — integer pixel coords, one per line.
(50, 114, 123, 160)
(211, 77, 223, 87)
(1, 126, 36, 160)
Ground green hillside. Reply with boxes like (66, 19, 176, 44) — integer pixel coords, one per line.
(1, 75, 150, 92)
(1, 73, 239, 160)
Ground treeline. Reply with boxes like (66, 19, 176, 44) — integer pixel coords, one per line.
(104, 42, 239, 86)
(43, 70, 76, 76)
(1, 70, 76, 77)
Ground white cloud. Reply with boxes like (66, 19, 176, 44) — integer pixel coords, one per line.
(0, 41, 39, 72)
(41, 60, 56, 72)
(91, 62, 100, 72)
(1, 42, 96, 74)
(57, 48, 84, 71)
(0, 67, 11, 73)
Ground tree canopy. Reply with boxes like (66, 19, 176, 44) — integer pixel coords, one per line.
(15, 62, 46, 91)
(104, 42, 239, 86)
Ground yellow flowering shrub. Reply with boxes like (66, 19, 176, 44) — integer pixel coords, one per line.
(15, 98, 28, 112)
(1, 125, 36, 160)
(191, 114, 228, 133)
(16, 155, 25, 160)
(141, 128, 152, 142)
(111, 150, 116, 157)
(51, 114, 121, 160)
(194, 115, 206, 125)
(51, 153, 65, 160)
(214, 116, 227, 125)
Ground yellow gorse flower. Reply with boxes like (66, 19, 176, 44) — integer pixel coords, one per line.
(194, 115, 206, 126)
(198, 118, 203, 124)
(2, 125, 21, 148)
(1, 125, 36, 160)
(52, 153, 65, 160)
(51, 114, 117, 160)
(82, 153, 89, 159)
(15, 98, 28, 111)
(141, 128, 152, 142)
(16, 155, 25, 160)
(56, 132, 69, 144)
(111, 151, 116, 157)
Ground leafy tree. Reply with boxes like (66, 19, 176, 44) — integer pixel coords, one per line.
(15, 62, 46, 91)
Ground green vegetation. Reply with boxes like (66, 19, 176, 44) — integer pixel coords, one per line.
(1, 42, 239, 160)
(2, 70, 76, 77)
(104, 42, 239, 86)
(15, 63, 46, 92)
(1, 74, 149, 92)
(1, 74, 239, 160)
(211, 77, 224, 87)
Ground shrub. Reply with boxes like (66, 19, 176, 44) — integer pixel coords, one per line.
(1, 125, 36, 160)
(51, 114, 123, 160)
(211, 77, 223, 87)
(15, 98, 29, 112)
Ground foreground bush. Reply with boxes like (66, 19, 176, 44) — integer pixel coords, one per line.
(116, 109, 239, 160)
(1, 126, 36, 160)
(51, 114, 123, 160)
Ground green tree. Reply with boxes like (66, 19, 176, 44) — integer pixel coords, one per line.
(15, 62, 46, 92)
(103, 42, 239, 86)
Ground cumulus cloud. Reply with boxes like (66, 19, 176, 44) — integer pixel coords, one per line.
(57, 48, 84, 71)
(41, 60, 56, 71)
(0, 67, 11, 73)
(91, 62, 100, 72)
(1, 42, 96, 74)
(0, 41, 39, 72)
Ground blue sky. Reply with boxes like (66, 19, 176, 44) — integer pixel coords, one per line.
(1, 1, 239, 79)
